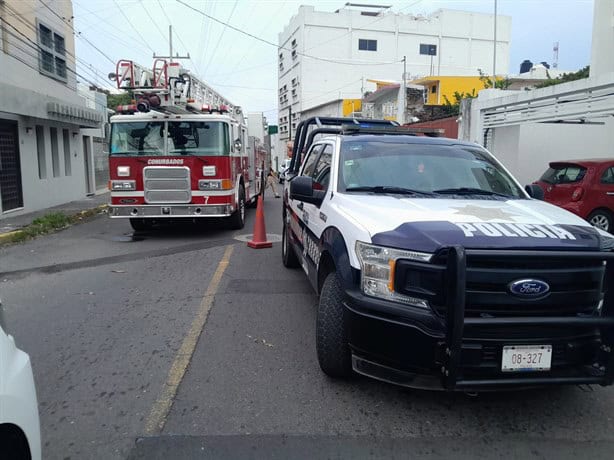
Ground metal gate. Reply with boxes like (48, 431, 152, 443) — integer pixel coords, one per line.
(0, 120, 24, 212)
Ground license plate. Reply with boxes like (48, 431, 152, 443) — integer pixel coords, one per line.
(501, 345, 552, 372)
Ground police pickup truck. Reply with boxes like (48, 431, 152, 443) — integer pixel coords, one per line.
(282, 117, 614, 391)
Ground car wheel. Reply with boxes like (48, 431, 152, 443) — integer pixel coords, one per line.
(282, 220, 300, 268)
(588, 209, 613, 233)
(317, 271, 352, 378)
(228, 185, 246, 229)
(129, 218, 151, 232)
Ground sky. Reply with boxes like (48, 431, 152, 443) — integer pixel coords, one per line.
(72, 0, 595, 122)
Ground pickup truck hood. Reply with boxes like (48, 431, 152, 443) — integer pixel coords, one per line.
(336, 194, 609, 252)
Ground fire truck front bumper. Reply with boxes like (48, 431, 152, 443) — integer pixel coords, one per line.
(109, 204, 234, 218)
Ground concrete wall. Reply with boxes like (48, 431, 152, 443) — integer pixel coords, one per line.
(278, 5, 511, 141)
(0, 1, 104, 217)
(491, 121, 614, 186)
(590, 0, 614, 78)
(0, 0, 79, 100)
(0, 112, 88, 211)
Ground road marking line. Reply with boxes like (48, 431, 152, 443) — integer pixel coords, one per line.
(144, 244, 235, 435)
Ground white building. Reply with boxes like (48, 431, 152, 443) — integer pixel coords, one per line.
(277, 4, 511, 152)
(459, 0, 614, 187)
(0, 0, 102, 218)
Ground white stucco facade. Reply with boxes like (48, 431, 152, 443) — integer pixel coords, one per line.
(458, 0, 614, 187)
(277, 4, 511, 153)
(0, 0, 102, 217)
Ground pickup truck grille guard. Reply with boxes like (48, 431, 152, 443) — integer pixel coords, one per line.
(442, 247, 614, 390)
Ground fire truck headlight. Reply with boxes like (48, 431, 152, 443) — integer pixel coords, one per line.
(111, 180, 136, 191)
(199, 180, 222, 190)
(117, 166, 131, 177)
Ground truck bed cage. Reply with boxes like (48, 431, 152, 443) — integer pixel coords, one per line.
(288, 117, 398, 176)
(340, 124, 445, 137)
(288, 117, 444, 177)
(443, 247, 614, 390)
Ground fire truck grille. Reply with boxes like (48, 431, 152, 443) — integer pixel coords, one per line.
(143, 167, 191, 204)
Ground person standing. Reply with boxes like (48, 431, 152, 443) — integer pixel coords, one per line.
(266, 168, 280, 198)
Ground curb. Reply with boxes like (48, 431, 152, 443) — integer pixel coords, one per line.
(0, 204, 108, 247)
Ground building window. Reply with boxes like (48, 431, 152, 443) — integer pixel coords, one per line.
(291, 38, 297, 48)
(291, 50, 297, 59)
(63, 129, 72, 176)
(420, 44, 437, 56)
(38, 22, 67, 82)
(50, 127, 60, 177)
(431, 86, 436, 93)
(358, 39, 377, 51)
(36, 125, 46, 179)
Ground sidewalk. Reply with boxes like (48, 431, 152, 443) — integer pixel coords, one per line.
(0, 192, 109, 236)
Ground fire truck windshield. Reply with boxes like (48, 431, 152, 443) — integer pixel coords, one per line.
(110, 121, 230, 156)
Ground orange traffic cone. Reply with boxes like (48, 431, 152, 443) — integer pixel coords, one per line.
(247, 194, 272, 249)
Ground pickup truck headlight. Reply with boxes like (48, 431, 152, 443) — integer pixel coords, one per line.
(355, 241, 432, 308)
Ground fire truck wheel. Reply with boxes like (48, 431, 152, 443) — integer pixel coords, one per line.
(228, 185, 246, 229)
(317, 271, 353, 378)
(129, 218, 152, 232)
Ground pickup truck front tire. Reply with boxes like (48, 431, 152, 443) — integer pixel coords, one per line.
(317, 271, 352, 378)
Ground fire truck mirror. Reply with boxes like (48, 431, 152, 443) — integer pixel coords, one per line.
(234, 138, 242, 152)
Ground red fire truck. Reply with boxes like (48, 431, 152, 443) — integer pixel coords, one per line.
(107, 59, 264, 231)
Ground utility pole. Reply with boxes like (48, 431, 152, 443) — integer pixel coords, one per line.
(153, 25, 190, 62)
(397, 56, 406, 125)
(492, 0, 497, 89)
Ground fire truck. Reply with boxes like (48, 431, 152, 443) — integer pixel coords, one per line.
(107, 59, 265, 231)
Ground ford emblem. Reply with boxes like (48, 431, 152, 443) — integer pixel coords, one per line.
(508, 279, 550, 298)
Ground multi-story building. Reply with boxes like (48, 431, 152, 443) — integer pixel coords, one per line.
(0, 0, 102, 217)
(277, 3, 511, 152)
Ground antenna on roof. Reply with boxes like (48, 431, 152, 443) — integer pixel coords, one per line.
(553, 41, 559, 69)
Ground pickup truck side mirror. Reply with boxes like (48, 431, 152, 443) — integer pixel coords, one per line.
(525, 184, 545, 200)
(290, 176, 325, 206)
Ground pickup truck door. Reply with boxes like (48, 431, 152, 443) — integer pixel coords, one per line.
(288, 143, 323, 263)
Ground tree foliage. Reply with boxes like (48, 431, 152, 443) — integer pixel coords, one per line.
(107, 91, 133, 109)
(534, 66, 590, 88)
(442, 89, 477, 116)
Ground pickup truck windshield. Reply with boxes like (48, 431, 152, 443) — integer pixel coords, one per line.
(339, 139, 524, 198)
(110, 121, 230, 156)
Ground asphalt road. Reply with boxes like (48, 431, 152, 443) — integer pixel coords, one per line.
(2, 196, 614, 459)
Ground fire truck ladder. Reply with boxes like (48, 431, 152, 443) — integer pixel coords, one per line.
(110, 59, 241, 115)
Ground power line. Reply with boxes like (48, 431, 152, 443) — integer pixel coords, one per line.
(175, 0, 402, 66)
(140, 0, 167, 42)
(73, 0, 152, 55)
(2, 38, 111, 108)
(225, 0, 288, 75)
(1, 5, 114, 89)
(37, 0, 116, 65)
(155, 0, 203, 77)
(0, 16, 115, 91)
(112, 0, 155, 53)
(202, 0, 239, 78)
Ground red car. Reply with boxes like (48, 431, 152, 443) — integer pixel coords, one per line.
(535, 159, 614, 233)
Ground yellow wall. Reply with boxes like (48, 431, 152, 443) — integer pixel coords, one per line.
(412, 76, 493, 105)
(342, 99, 362, 116)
